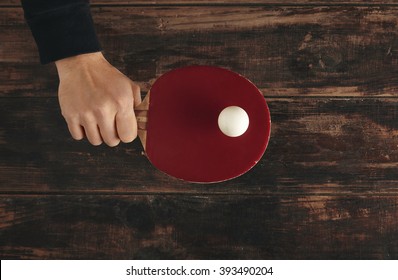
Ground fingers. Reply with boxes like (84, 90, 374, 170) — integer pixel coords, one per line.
(82, 120, 103, 146)
(67, 120, 85, 140)
(116, 110, 137, 143)
(115, 82, 140, 143)
(97, 116, 120, 147)
(65, 109, 138, 147)
(62, 82, 141, 147)
(65, 107, 137, 147)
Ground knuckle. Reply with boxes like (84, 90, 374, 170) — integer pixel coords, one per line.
(60, 110, 68, 119)
(80, 112, 95, 124)
(93, 105, 112, 120)
(116, 96, 132, 111)
(61, 110, 77, 122)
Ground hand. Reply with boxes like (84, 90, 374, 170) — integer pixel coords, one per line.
(55, 52, 141, 147)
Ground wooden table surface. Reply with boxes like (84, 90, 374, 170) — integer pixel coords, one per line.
(2, 0, 398, 259)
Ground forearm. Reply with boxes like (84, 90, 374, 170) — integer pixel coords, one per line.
(21, 0, 101, 64)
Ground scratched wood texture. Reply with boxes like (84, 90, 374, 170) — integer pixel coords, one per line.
(1, 1, 398, 259)
(2, 97, 398, 194)
(1, 195, 398, 259)
(2, 6, 398, 97)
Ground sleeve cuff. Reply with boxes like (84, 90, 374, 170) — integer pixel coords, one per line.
(23, 1, 102, 64)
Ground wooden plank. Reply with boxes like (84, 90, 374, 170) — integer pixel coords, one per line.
(1, 194, 397, 259)
(1, 6, 398, 97)
(2, 97, 398, 194)
(3, 1, 398, 6)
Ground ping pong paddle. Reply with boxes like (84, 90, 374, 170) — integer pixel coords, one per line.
(134, 65, 271, 183)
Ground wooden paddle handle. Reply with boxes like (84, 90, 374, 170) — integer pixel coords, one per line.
(134, 92, 150, 148)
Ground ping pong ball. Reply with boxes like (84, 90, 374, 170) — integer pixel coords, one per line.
(218, 106, 249, 137)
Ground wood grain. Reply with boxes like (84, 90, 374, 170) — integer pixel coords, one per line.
(2, 97, 398, 194)
(2, 0, 398, 260)
(4, 1, 398, 6)
(1, 194, 397, 259)
(1, 6, 398, 97)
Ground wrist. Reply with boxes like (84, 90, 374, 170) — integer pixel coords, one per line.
(55, 52, 105, 78)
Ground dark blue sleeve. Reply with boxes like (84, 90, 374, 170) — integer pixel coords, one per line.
(21, 0, 102, 64)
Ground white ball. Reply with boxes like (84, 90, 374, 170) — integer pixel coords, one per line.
(218, 106, 250, 137)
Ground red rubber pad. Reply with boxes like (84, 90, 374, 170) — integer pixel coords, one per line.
(145, 66, 271, 183)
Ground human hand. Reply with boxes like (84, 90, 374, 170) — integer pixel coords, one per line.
(55, 52, 141, 147)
